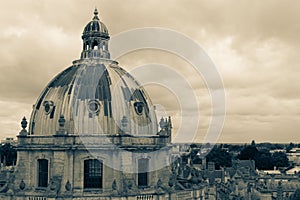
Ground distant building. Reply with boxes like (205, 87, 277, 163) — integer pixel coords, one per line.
(286, 166, 300, 175)
(270, 149, 286, 154)
(287, 148, 300, 164)
(0, 137, 17, 146)
(172, 143, 190, 155)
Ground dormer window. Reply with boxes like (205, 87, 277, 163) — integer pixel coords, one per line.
(43, 101, 54, 115)
(134, 102, 144, 115)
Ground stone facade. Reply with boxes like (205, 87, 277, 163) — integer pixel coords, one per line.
(12, 133, 172, 199)
(0, 8, 202, 200)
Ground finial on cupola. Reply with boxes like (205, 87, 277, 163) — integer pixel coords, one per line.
(93, 7, 99, 20)
(80, 7, 110, 59)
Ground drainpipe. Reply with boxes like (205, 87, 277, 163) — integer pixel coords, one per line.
(72, 136, 75, 194)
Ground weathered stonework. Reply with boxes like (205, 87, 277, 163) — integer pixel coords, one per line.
(0, 9, 205, 200)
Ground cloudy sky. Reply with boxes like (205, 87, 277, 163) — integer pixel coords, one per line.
(0, 0, 299, 143)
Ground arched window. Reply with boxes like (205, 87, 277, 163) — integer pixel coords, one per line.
(138, 158, 149, 187)
(38, 159, 48, 187)
(102, 41, 107, 51)
(92, 41, 99, 50)
(84, 159, 103, 189)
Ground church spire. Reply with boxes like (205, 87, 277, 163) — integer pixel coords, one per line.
(80, 8, 110, 59)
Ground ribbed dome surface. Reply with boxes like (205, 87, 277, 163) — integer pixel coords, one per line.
(28, 9, 158, 136)
(82, 8, 109, 40)
(29, 60, 158, 136)
(83, 20, 109, 38)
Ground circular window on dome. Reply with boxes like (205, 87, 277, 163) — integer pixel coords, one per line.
(88, 100, 100, 113)
(134, 102, 144, 115)
(43, 101, 54, 115)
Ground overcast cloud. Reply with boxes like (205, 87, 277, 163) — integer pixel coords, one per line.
(0, 0, 299, 143)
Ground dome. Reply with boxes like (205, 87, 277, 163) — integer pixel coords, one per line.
(28, 10, 158, 136)
(83, 20, 109, 37)
(29, 59, 158, 136)
(82, 8, 109, 40)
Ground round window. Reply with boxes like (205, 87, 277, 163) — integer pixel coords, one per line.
(134, 102, 144, 115)
(88, 100, 100, 113)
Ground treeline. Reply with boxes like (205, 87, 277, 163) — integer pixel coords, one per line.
(189, 140, 291, 170)
(237, 144, 289, 170)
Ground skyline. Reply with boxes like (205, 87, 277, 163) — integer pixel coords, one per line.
(0, 0, 300, 143)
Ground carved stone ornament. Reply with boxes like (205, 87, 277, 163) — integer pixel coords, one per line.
(19, 179, 25, 190)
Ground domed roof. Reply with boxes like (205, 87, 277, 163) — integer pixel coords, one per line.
(28, 9, 158, 136)
(29, 60, 158, 136)
(82, 8, 109, 40)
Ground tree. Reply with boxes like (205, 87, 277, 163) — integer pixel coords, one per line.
(286, 142, 296, 152)
(270, 143, 284, 150)
(190, 143, 197, 149)
(238, 145, 277, 170)
(238, 145, 259, 160)
(254, 150, 273, 170)
(206, 147, 232, 170)
(0, 143, 17, 166)
(189, 148, 202, 164)
(228, 144, 243, 152)
(272, 152, 289, 168)
(190, 149, 197, 160)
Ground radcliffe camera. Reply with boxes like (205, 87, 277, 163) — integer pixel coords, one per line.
(0, 2, 299, 200)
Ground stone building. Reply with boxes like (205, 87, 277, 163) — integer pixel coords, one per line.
(287, 148, 300, 165)
(1, 9, 182, 200)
